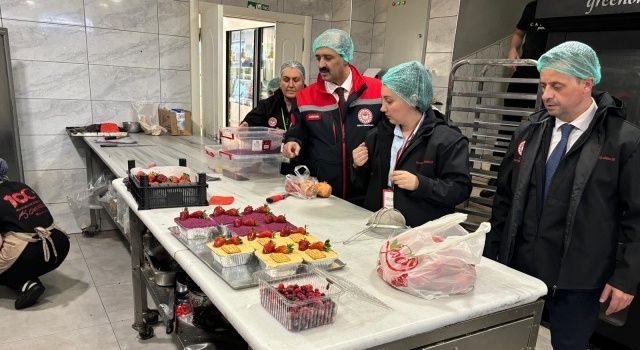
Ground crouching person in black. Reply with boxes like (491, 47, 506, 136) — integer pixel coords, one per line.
(0, 158, 70, 309)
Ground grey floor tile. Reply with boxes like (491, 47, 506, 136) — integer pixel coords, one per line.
(86, 252, 133, 287)
(77, 229, 130, 259)
(65, 233, 85, 261)
(40, 252, 94, 291)
(98, 282, 135, 323)
(0, 285, 109, 344)
(111, 317, 180, 350)
(0, 323, 120, 350)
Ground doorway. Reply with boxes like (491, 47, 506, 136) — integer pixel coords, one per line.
(196, 3, 312, 138)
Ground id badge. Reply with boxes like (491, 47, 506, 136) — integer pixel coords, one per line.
(382, 188, 394, 209)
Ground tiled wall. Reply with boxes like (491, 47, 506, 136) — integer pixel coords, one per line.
(424, 0, 460, 110)
(0, 0, 191, 233)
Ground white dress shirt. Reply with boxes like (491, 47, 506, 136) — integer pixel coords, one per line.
(324, 70, 352, 103)
(547, 98, 597, 160)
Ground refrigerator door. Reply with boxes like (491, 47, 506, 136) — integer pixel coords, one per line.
(0, 28, 23, 182)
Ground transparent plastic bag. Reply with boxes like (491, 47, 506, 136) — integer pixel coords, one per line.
(376, 213, 490, 299)
(132, 102, 166, 136)
(66, 174, 112, 230)
(284, 165, 318, 199)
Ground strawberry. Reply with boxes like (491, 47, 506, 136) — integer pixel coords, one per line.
(262, 241, 275, 254)
(264, 214, 275, 224)
(179, 207, 189, 221)
(189, 210, 206, 219)
(213, 206, 225, 216)
(298, 239, 310, 251)
(274, 214, 286, 223)
(169, 175, 180, 183)
(135, 170, 145, 181)
(247, 229, 257, 241)
(309, 239, 331, 252)
(242, 217, 256, 226)
(280, 225, 293, 237)
(255, 204, 270, 213)
(180, 172, 190, 181)
(258, 230, 273, 238)
(156, 174, 168, 183)
(432, 235, 444, 243)
(224, 208, 239, 216)
(233, 218, 242, 227)
(226, 236, 241, 245)
(213, 236, 225, 248)
(293, 226, 307, 234)
(243, 205, 253, 215)
(275, 244, 293, 254)
(148, 172, 157, 183)
(179, 178, 190, 183)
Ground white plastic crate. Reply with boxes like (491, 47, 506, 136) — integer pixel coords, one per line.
(219, 127, 285, 155)
(218, 150, 282, 181)
(204, 144, 224, 173)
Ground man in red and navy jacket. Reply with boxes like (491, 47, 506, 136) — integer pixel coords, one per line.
(282, 29, 384, 203)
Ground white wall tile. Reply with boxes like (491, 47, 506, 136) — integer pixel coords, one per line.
(160, 69, 191, 103)
(16, 99, 92, 135)
(222, 0, 278, 9)
(84, 0, 158, 33)
(2, 20, 87, 63)
(332, 0, 351, 22)
(350, 21, 373, 53)
(24, 168, 88, 203)
(283, 0, 331, 20)
(430, 0, 460, 18)
(91, 101, 138, 125)
(11, 60, 90, 99)
(432, 86, 448, 110)
(159, 35, 190, 70)
(20, 134, 85, 171)
(352, 0, 375, 22)
(89, 65, 160, 101)
(86, 28, 159, 68)
(425, 52, 453, 88)
(312, 19, 331, 42)
(425, 16, 458, 53)
(370, 53, 384, 68)
(331, 20, 350, 34)
(352, 51, 371, 72)
(158, 0, 190, 37)
(0, 0, 84, 25)
(374, 0, 389, 22)
(372, 22, 386, 54)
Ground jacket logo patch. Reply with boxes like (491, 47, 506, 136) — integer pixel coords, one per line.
(517, 141, 526, 156)
(306, 113, 321, 121)
(357, 108, 373, 125)
(267, 117, 277, 127)
(598, 155, 616, 162)
(416, 160, 434, 165)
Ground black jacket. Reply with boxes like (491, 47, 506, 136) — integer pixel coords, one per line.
(352, 108, 471, 227)
(484, 91, 640, 294)
(241, 88, 291, 130)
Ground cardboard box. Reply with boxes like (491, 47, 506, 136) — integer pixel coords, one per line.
(159, 108, 192, 136)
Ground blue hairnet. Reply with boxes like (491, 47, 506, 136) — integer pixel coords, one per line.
(312, 29, 354, 62)
(0, 158, 8, 182)
(266, 78, 280, 93)
(280, 60, 306, 80)
(537, 41, 601, 84)
(382, 61, 433, 112)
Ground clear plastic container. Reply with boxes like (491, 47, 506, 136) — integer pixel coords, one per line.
(219, 127, 285, 155)
(218, 150, 282, 181)
(204, 144, 224, 173)
(255, 264, 344, 332)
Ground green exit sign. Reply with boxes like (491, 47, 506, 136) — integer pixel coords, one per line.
(247, 1, 270, 11)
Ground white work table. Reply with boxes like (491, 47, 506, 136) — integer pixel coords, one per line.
(85, 134, 548, 349)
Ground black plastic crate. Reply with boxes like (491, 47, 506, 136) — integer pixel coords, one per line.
(126, 159, 208, 210)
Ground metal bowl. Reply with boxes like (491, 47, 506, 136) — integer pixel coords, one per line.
(122, 121, 141, 133)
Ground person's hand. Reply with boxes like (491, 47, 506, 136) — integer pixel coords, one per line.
(390, 170, 419, 191)
(282, 141, 301, 159)
(352, 142, 368, 168)
(600, 284, 635, 315)
(239, 121, 249, 127)
(507, 48, 520, 72)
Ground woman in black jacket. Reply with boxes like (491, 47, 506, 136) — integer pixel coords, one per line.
(352, 61, 471, 227)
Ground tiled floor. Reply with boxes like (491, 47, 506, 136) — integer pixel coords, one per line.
(0, 231, 554, 350)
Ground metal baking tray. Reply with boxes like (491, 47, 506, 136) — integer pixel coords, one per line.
(169, 226, 346, 290)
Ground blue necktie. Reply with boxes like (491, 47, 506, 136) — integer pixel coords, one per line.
(544, 123, 574, 199)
